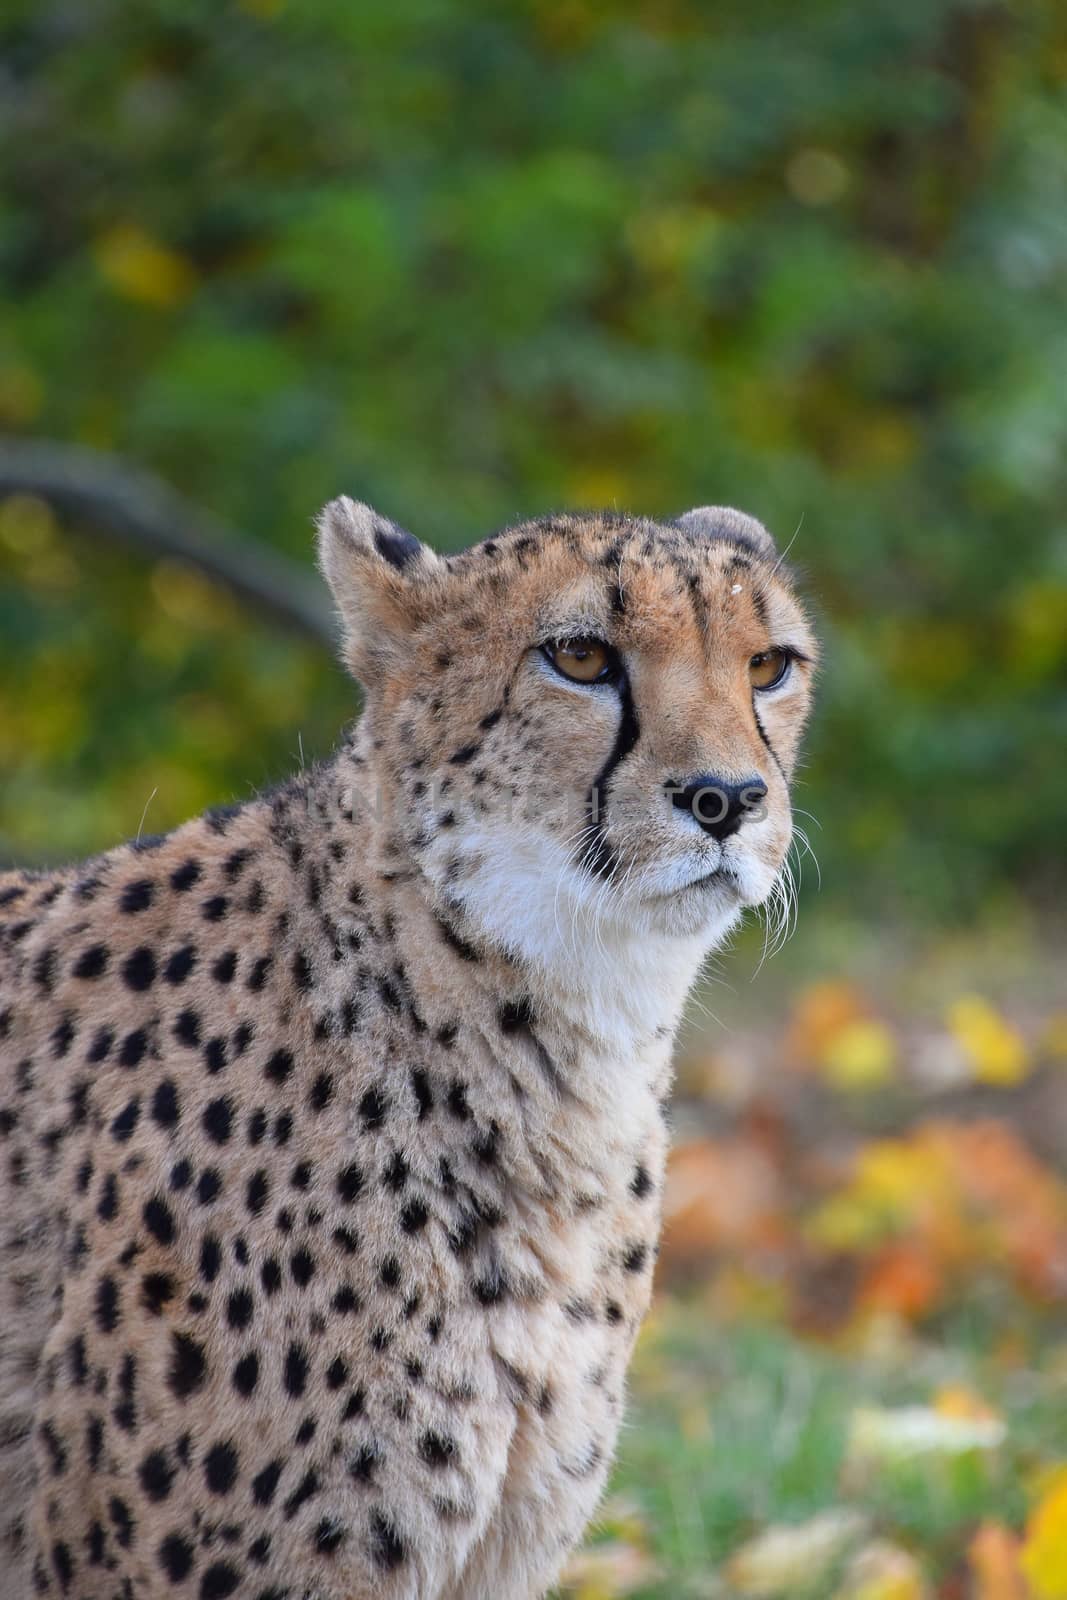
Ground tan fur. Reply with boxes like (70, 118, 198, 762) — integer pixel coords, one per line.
(0, 503, 816, 1599)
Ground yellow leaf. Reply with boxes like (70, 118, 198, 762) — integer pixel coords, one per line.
(933, 1385, 1001, 1425)
(1021, 1469, 1067, 1600)
(821, 1020, 897, 1091)
(947, 996, 1029, 1086)
(94, 223, 196, 307)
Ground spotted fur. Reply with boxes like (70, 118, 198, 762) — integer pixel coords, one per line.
(0, 501, 816, 1599)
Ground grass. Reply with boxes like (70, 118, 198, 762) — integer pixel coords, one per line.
(567, 1294, 1067, 1597)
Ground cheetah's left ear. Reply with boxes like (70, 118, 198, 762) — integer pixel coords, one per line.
(675, 506, 777, 562)
(316, 496, 444, 687)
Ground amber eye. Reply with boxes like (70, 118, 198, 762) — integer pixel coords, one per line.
(749, 648, 791, 690)
(543, 636, 613, 684)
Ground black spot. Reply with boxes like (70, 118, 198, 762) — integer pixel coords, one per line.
(199, 1235, 222, 1283)
(348, 1443, 379, 1483)
(332, 1285, 360, 1314)
(369, 1510, 406, 1569)
(401, 1199, 428, 1233)
(108, 1495, 135, 1548)
(246, 1169, 269, 1214)
(292, 950, 313, 992)
(419, 1430, 456, 1468)
(34, 946, 56, 992)
(251, 1459, 284, 1505)
(333, 1225, 359, 1254)
(378, 1256, 401, 1289)
(383, 1150, 408, 1190)
(314, 1517, 347, 1556)
(472, 1124, 500, 1166)
(168, 1332, 208, 1398)
(284, 1342, 309, 1397)
(122, 946, 157, 991)
(359, 1086, 387, 1128)
(174, 1009, 201, 1048)
(282, 1467, 320, 1519)
(118, 1027, 149, 1068)
(203, 1036, 228, 1074)
(309, 1071, 334, 1111)
(120, 878, 154, 913)
(326, 1355, 348, 1390)
(97, 1173, 119, 1222)
(227, 1289, 254, 1330)
(291, 1248, 315, 1287)
(336, 1161, 363, 1203)
(95, 1276, 119, 1333)
(204, 1441, 239, 1495)
(247, 955, 273, 991)
(261, 1257, 282, 1295)
(51, 1013, 76, 1057)
(197, 1167, 222, 1204)
(623, 1242, 648, 1273)
(447, 1081, 470, 1121)
(233, 1352, 259, 1396)
(143, 1196, 175, 1244)
(201, 895, 228, 922)
(273, 1111, 293, 1145)
(202, 1097, 233, 1144)
(110, 1099, 140, 1142)
(472, 1268, 507, 1306)
(51, 1539, 74, 1590)
(630, 1162, 653, 1199)
(87, 1026, 114, 1063)
(141, 1272, 175, 1315)
(72, 944, 109, 979)
(264, 1048, 293, 1085)
(151, 1080, 180, 1128)
(411, 1068, 434, 1119)
(449, 742, 480, 766)
(164, 944, 197, 984)
(200, 1561, 240, 1599)
(290, 1159, 313, 1190)
(210, 950, 237, 984)
(170, 860, 202, 892)
(40, 1419, 67, 1477)
(139, 1449, 174, 1502)
(223, 848, 252, 880)
(498, 997, 534, 1033)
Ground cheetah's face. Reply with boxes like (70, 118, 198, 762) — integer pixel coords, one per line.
(319, 501, 817, 957)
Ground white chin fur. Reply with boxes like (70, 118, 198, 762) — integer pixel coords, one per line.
(430, 821, 745, 1050)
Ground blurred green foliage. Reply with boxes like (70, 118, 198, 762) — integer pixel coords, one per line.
(1, 0, 1065, 918)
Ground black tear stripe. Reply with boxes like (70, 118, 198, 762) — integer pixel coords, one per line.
(583, 673, 640, 879)
(752, 702, 785, 779)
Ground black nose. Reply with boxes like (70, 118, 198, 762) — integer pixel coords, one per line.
(668, 773, 768, 841)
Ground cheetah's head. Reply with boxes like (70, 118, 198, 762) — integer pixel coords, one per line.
(319, 500, 817, 970)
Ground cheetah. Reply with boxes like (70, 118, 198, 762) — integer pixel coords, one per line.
(0, 499, 816, 1600)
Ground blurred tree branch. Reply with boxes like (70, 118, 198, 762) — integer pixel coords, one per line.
(0, 438, 335, 647)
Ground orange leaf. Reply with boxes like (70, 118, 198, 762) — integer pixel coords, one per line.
(969, 1523, 1028, 1600)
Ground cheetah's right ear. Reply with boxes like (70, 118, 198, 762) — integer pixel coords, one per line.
(316, 497, 444, 686)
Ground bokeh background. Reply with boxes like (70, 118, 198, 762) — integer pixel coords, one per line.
(2, 3, 1066, 1596)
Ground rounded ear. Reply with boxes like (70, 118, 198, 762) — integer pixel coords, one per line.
(316, 496, 443, 685)
(674, 506, 777, 562)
